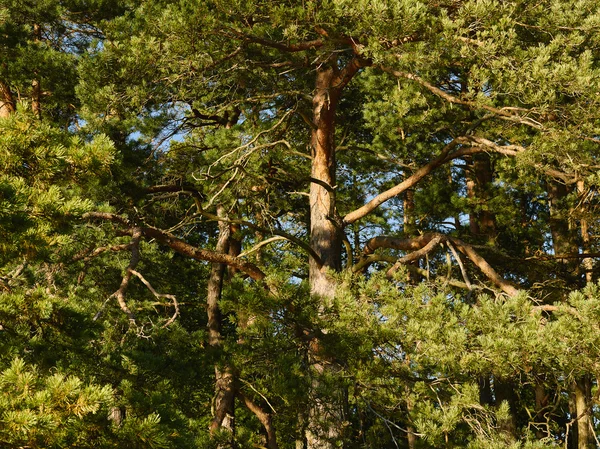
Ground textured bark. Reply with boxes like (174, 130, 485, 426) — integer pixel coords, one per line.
(306, 64, 344, 449)
(308, 65, 342, 298)
(574, 376, 594, 449)
(208, 208, 236, 442)
(0, 80, 15, 118)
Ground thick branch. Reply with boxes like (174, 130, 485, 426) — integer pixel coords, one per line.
(142, 226, 266, 281)
(239, 391, 278, 449)
(343, 140, 461, 224)
(386, 235, 443, 277)
(332, 56, 372, 92)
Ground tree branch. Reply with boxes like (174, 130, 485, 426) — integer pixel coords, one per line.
(359, 233, 520, 296)
(343, 139, 461, 225)
(380, 66, 544, 130)
(141, 226, 267, 282)
(83, 212, 267, 282)
(129, 269, 179, 328)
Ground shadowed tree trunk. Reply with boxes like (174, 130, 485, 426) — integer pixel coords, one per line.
(31, 24, 41, 119)
(547, 181, 593, 449)
(208, 206, 236, 444)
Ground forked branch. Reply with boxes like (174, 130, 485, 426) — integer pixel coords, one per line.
(359, 233, 519, 296)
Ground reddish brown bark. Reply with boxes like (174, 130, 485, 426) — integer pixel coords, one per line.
(239, 392, 278, 449)
(0, 80, 15, 118)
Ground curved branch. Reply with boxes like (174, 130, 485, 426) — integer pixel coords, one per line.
(380, 66, 544, 130)
(141, 226, 266, 282)
(386, 235, 443, 277)
(130, 269, 179, 328)
(197, 209, 323, 269)
(83, 213, 267, 282)
(111, 228, 141, 322)
(359, 232, 520, 296)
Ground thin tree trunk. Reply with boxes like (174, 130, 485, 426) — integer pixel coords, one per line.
(466, 154, 495, 240)
(577, 180, 593, 284)
(495, 377, 518, 441)
(547, 181, 590, 448)
(208, 206, 236, 443)
(534, 376, 549, 440)
(32, 24, 41, 119)
(574, 376, 594, 449)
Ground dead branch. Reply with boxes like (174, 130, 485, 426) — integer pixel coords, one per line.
(129, 270, 179, 328)
(72, 243, 133, 262)
(109, 228, 141, 322)
(83, 212, 268, 283)
(446, 240, 472, 290)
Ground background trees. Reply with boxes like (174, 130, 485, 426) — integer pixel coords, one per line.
(2, 0, 600, 447)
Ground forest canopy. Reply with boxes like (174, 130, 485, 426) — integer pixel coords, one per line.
(1, 0, 600, 448)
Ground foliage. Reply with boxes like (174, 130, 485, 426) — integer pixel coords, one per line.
(2, 0, 600, 448)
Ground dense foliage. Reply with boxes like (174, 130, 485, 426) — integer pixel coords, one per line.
(1, 0, 600, 448)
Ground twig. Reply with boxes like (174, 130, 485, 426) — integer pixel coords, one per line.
(447, 240, 472, 291)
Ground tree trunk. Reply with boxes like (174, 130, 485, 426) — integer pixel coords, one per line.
(32, 24, 41, 119)
(0, 79, 15, 118)
(208, 207, 236, 443)
(306, 64, 344, 449)
(574, 376, 594, 449)
(534, 377, 549, 440)
(495, 377, 518, 441)
(546, 181, 592, 448)
(466, 154, 495, 240)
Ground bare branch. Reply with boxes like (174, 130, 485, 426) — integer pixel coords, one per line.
(129, 270, 179, 328)
(109, 228, 141, 322)
(446, 240, 472, 290)
(83, 212, 268, 283)
(73, 243, 133, 262)
(142, 225, 267, 282)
